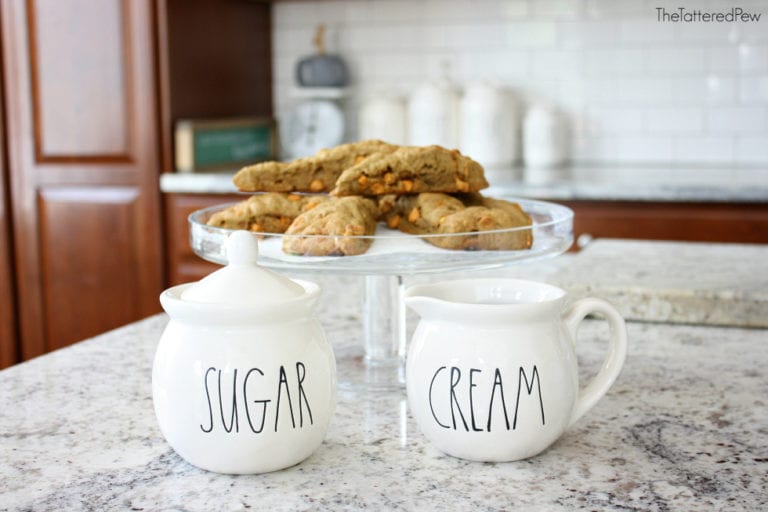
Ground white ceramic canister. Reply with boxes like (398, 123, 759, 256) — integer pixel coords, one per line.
(359, 93, 408, 145)
(408, 81, 460, 148)
(153, 231, 337, 474)
(460, 82, 518, 168)
(523, 104, 569, 171)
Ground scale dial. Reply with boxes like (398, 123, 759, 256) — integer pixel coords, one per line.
(282, 99, 345, 159)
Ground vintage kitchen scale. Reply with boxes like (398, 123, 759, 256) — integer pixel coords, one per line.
(188, 198, 573, 391)
(282, 24, 349, 160)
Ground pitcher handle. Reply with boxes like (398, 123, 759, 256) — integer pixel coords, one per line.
(563, 298, 628, 428)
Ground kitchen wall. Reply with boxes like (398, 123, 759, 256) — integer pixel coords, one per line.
(272, 0, 768, 166)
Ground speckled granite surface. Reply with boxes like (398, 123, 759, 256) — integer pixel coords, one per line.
(419, 239, 767, 328)
(1, 283, 767, 510)
(550, 239, 768, 328)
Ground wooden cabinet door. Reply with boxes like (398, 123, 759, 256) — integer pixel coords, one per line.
(0, 92, 18, 369)
(1, 0, 164, 358)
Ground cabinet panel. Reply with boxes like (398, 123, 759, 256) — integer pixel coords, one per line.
(38, 187, 144, 349)
(2, 0, 164, 360)
(562, 201, 768, 246)
(30, 0, 130, 159)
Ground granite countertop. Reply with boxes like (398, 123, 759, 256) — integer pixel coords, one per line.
(476, 239, 768, 328)
(1, 240, 767, 510)
(159, 165, 768, 203)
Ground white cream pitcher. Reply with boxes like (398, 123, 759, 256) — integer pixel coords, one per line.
(153, 231, 336, 474)
(405, 278, 627, 462)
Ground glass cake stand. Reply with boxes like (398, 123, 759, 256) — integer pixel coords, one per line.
(189, 197, 574, 390)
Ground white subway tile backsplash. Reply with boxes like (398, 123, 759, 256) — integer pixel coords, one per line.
(586, 0, 649, 19)
(584, 107, 645, 134)
(452, 24, 507, 49)
(368, 0, 427, 24)
(675, 18, 738, 42)
(498, 0, 530, 20)
(457, 50, 529, 82)
(618, 20, 676, 44)
(709, 106, 768, 133)
(646, 107, 705, 133)
(672, 75, 738, 104)
(674, 136, 735, 163)
(273, 26, 317, 54)
(583, 48, 644, 76)
(708, 46, 743, 72)
(645, 47, 707, 75)
(736, 136, 768, 163)
(273, 0, 768, 165)
(737, 44, 768, 72)
(531, 0, 583, 20)
(503, 22, 559, 48)
(530, 50, 583, 79)
(273, 1, 322, 28)
(614, 136, 674, 163)
(559, 20, 618, 48)
(731, 19, 768, 43)
(740, 76, 768, 103)
(423, 0, 508, 24)
(710, 44, 768, 73)
(615, 77, 676, 105)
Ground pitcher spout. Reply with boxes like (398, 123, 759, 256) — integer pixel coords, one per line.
(403, 291, 443, 319)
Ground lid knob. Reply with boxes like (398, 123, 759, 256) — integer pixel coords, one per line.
(180, 230, 305, 305)
(227, 230, 259, 265)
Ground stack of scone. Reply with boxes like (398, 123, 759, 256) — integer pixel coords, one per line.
(207, 140, 533, 256)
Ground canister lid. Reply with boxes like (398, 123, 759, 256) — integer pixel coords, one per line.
(180, 230, 305, 305)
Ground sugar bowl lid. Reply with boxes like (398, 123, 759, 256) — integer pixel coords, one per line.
(180, 230, 305, 305)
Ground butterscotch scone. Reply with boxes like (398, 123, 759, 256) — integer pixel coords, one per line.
(455, 193, 534, 249)
(233, 139, 397, 193)
(380, 192, 533, 250)
(379, 193, 465, 232)
(206, 193, 328, 233)
(331, 145, 489, 196)
(283, 196, 379, 256)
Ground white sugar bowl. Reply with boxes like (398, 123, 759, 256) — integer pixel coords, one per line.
(152, 231, 336, 474)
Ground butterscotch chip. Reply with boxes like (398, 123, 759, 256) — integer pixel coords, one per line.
(387, 214, 401, 229)
(206, 193, 329, 233)
(330, 145, 489, 196)
(283, 196, 379, 256)
(233, 139, 398, 193)
(380, 192, 533, 250)
(309, 179, 325, 192)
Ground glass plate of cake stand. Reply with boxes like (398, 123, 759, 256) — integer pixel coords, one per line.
(189, 196, 574, 391)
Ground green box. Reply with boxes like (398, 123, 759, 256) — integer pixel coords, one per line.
(175, 117, 277, 173)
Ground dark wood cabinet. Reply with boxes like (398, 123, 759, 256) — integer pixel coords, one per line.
(559, 200, 768, 248)
(1, 0, 164, 361)
(0, 0, 273, 368)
